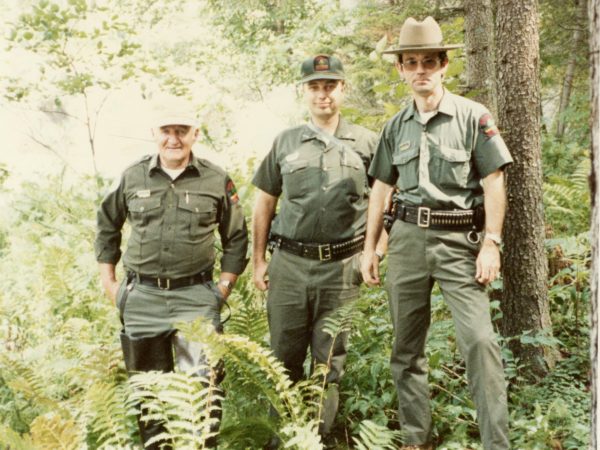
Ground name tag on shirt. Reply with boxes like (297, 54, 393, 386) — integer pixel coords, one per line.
(136, 190, 151, 198)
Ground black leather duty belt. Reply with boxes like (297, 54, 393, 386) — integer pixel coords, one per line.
(130, 269, 213, 290)
(269, 234, 364, 261)
(395, 204, 483, 230)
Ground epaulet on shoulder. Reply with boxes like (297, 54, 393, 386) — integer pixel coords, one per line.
(124, 154, 152, 171)
(276, 124, 306, 140)
(198, 158, 227, 176)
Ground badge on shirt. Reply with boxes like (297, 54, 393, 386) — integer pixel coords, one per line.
(285, 152, 299, 162)
(399, 141, 411, 151)
(136, 189, 151, 198)
(226, 179, 239, 204)
(479, 114, 499, 140)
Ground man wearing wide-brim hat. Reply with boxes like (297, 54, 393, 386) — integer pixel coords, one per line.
(362, 16, 512, 450)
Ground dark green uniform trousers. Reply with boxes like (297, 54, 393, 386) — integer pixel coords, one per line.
(386, 221, 509, 450)
(267, 248, 362, 435)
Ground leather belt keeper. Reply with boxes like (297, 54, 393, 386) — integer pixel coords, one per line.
(131, 269, 213, 290)
(269, 234, 364, 261)
(395, 204, 483, 230)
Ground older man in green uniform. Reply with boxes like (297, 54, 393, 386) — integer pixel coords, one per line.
(95, 96, 248, 449)
(362, 17, 513, 450)
(252, 55, 381, 442)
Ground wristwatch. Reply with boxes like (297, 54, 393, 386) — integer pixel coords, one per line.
(218, 279, 234, 292)
(485, 233, 502, 246)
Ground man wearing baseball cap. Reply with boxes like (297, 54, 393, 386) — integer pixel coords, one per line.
(362, 17, 512, 450)
(95, 95, 248, 449)
(252, 55, 383, 445)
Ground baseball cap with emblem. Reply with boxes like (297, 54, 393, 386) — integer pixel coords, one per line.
(150, 95, 198, 128)
(383, 16, 463, 54)
(300, 55, 345, 83)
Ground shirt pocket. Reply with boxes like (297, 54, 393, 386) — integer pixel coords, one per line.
(281, 159, 310, 199)
(339, 149, 367, 198)
(177, 192, 218, 236)
(128, 196, 162, 228)
(392, 147, 420, 191)
(431, 145, 470, 188)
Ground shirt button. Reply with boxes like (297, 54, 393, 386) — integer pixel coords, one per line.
(322, 186, 327, 191)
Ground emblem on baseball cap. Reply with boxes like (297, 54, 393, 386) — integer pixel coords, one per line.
(300, 55, 345, 83)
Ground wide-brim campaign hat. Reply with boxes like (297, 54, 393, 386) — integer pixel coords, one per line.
(150, 95, 198, 128)
(383, 16, 463, 54)
(300, 55, 345, 83)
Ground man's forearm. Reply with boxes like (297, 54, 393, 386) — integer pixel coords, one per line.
(252, 191, 278, 264)
(482, 170, 507, 236)
(364, 180, 394, 253)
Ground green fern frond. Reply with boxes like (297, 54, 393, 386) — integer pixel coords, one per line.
(29, 412, 83, 450)
(84, 381, 132, 448)
(0, 425, 36, 450)
(279, 421, 322, 450)
(321, 301, 360, 339)
(179, 319, 307, 423)
(570, 158, 591, 190)
(225, 278, 270, 344)
(127, 370, 220, 449)
(0, 355, 63, 414)
(352, 419, 404, 450)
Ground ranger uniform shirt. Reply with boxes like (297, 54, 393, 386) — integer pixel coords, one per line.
(252, 118, 378, 243)
(369, 91, 513, 210)
(95, 153, 248, 278)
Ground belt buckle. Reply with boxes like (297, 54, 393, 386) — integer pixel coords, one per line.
(318, 244, 332, 261)
(157, 277, 171, 290)
(417, 207, 431, 228)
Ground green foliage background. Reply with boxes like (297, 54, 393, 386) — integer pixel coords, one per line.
(0, 0, 592, 449)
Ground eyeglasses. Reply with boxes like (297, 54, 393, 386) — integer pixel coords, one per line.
(402, 57, 441, 72)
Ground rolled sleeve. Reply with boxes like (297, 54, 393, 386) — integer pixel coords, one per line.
(252, 140, 282, 196)
(473, 112, 514, 178)
(369, 125, 398, 185)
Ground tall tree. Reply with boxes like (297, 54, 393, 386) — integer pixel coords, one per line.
(589, 0, 599, 445)
(555, 0, 589, 138)
(496, 0, 557, 377)
(463, 0, 497, 115)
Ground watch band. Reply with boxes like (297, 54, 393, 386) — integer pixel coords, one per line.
(485, 233, 502, 245)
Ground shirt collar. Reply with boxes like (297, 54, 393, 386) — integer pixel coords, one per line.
(148, 152, 202, 175)
(403, 89, 457, 122)
(300, 116, 355, 142)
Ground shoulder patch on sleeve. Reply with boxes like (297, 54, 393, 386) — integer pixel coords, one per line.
(479, 113, 499, 140)
(226, 179, 239, 204)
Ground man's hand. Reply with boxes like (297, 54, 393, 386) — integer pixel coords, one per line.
(105, 280, 120, 306)
(216, 283, 231, 302)
(475, 240, 501, 285)
(253, 259, 269, 291)
(361, 251, 381, 287)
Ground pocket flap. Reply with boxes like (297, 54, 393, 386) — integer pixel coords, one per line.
(281, 159, 309, 174)
(437, 145, 470, 162)
(178, 192, 216, 214)
(392, 147, 419, 165)
(129, 196, 161, 213)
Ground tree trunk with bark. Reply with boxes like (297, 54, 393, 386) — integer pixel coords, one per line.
(555, 0, 588, 138)
(496, 0, 557, 378)
(463, 0, 497, 116)
(589, 0, 599, 446)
